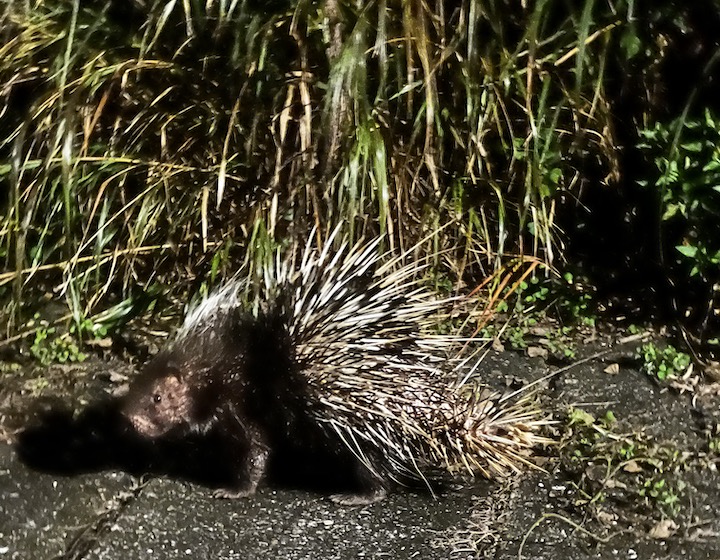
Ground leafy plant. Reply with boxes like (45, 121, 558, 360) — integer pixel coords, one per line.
(556, 273, 596, 328)
(544, 327, 577, 359)
(30, 323, 86, 366)
(639, 477, 686, 518)
(638, 109, 720, 284)
(709, 437, 720, 454)
(479, 267, 595, 353)
(637, 343, 691, 381)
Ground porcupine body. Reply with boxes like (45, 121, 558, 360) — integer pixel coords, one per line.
(122, 233, 546, 504)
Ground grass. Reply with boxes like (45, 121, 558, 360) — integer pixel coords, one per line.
(0, 0, 714, 342)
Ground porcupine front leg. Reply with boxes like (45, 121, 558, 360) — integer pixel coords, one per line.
(213, 406, 271, 499)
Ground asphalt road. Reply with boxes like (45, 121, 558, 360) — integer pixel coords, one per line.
(1, 342, 719, 559)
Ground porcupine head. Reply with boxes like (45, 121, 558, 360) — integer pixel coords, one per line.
(122, 306, 248, 439)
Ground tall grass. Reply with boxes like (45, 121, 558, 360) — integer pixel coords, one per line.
(0, 0, 641, 332)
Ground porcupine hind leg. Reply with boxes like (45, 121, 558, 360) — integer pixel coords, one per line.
(212, 407, 271, 499)
(329, 460, 387, 506)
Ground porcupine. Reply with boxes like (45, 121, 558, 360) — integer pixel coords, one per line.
(122, 231, 547, 505)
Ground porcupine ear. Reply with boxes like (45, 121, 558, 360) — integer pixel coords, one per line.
(163, 360, 182, 379)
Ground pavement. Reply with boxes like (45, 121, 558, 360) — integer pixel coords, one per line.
(1, 339, 719, 559)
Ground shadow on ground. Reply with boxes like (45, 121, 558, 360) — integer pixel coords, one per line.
(13, 397, 382, 498)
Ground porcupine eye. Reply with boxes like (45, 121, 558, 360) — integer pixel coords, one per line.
(153, 393, 162, 404)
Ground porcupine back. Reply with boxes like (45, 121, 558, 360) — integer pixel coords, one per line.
(252, 233, 548, 486)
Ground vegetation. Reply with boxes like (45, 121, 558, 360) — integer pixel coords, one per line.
(637, 342, 691, 382)
(29, 322, 86, 366)
(561, 407, 691, 520)
(638, 110, 720, 330)
(0, 1, 719, 348)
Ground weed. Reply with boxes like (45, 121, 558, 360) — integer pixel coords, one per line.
(709, 437, 720, 454)
(637, 109, 720, 332)
(637, 343, 691, 381)
(23, 377, 50, 396)
(520, 277, 550, 307)
(557, 273, 596, 328)
(560, 407, 688, 520)
(544, 326, 577, 359)
(638, 109, 720, 284)
(639, 478, 686, 518)
(505, 322, 535, 350)
(481, 272, 592, 354)
(30, 323, 86, 366)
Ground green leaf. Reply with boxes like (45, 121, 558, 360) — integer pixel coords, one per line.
(549, 167, 562, 185)
(620, 27, 641, 59)
(680, 141, 703, 153)
(568, 408, 596, 427)
(675, 245, 697, 258)
(661, 203, 680, 221)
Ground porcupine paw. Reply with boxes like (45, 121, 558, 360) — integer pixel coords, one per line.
(329, 487, 387, 506)
(212, 487, 256, 499)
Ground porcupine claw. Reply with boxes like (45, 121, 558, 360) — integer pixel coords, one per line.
(329, 487, 388, 506)
(213, 487, 258, 499)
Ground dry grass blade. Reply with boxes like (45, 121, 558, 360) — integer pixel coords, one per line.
(1, 0, 627, 337)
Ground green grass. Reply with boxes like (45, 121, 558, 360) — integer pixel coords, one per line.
(0, 0, 712, 338)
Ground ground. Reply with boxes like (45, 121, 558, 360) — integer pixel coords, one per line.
(0, 330, 719, 559)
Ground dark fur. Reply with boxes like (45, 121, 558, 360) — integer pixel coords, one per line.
(122, 308, 386, 502)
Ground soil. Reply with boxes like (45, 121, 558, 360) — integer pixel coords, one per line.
(0, 328, 719, 559)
